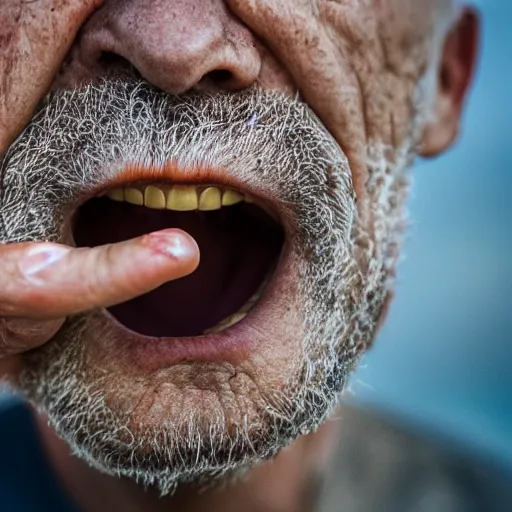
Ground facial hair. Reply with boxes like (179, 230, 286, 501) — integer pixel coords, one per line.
(0, 79, 417, 494)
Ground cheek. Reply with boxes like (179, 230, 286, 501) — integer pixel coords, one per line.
(0, 0, 102, 151)
(228, 0, 431, 204)
(0, 4, 23, 109)
(322, 1, 430, 147)
(227, 0, 370, 199)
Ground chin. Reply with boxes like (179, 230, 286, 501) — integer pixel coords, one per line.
(0, 79, 412, 493)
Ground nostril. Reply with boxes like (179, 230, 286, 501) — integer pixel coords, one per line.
(198, 69, 246, 92)
(99, 51, 128, 68)
(208, 70, 233, 83)
(98, 52, 142, 79)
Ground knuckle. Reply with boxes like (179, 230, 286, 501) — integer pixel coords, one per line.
(0, 243, 31, 312)
(0, 317, 59, 357)
(0, 318, 24, 357)
(78, 247, 108, 303)
(88, 244, 121, 302)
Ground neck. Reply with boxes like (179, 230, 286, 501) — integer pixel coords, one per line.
(36, 411, 339, 512)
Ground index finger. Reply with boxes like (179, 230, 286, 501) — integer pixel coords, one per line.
(0, 0, 103, 152)
(0, 229, 200, 320)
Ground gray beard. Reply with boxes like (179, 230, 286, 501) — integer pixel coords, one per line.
(0, 79, 415, 494)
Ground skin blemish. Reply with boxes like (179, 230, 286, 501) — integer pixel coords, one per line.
(246, 112, 259, 127)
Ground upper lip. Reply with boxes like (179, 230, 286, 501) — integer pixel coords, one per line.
(72, 162, 286, 228)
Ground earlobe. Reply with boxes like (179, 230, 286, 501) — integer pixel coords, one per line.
(419, 7, 480, 158)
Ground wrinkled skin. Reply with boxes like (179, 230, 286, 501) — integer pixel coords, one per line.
(1, 0, 473, 193)
(0, 0, 478, 510)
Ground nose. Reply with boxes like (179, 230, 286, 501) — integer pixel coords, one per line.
(57, 0, 261, 94)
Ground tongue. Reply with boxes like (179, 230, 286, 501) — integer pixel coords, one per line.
(74, 198, 283, 337)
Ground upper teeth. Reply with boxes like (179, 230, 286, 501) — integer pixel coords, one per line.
(106, 185, 250, 211)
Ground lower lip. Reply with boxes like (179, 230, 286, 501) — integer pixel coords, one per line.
(101, 245, 293, 372)
(106, 311, 259, 372)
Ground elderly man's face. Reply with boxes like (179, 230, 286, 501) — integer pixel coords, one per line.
(0, 0, 474, 494)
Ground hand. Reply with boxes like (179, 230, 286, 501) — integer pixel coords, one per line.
(0, 1, 200, 377)
(0, 232, 200, 376)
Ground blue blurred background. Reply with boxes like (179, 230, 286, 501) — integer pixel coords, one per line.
(350, 0, 512, 467)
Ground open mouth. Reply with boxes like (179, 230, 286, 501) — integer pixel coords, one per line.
(73, 182, 285, 338)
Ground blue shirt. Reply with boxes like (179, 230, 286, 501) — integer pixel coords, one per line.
(0, 398, 76, 512)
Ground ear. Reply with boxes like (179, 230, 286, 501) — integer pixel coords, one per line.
(419, 7, 480, 157)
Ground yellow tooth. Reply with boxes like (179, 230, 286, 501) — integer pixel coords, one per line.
(107, 188, 124, 202)
(167, 185, 198, 211)
(199, 187, 222, 211)
(125, 188, 144, 206)
(216, 312, 247, 330)
(222, 190, 244, 206)
(240, 296, 257, 313)
(144, 186, 166, 209)
(204, 312, 247, 335)
(223, 312, 247, 328)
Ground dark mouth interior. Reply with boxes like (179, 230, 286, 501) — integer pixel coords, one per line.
(73, 188, 284, 338)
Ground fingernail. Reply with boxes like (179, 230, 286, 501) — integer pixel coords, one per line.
(143, 230, 198, 260)
(19, 245, 71, 277)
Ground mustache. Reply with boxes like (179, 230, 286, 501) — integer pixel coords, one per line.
(0, 79, 354, 250)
